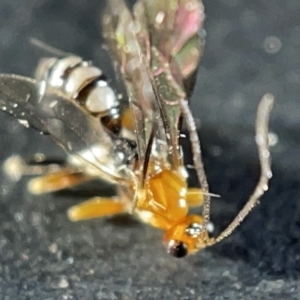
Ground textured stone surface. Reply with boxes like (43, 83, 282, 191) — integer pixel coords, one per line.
(0, 0, 300, 299)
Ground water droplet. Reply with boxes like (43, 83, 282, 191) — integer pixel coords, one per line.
(268, 132, 278, 147)
(18, 119, 29, 128)
(267, 170, 273, 179)
(199, 28, 206, 40)
(66, 257, 74, 264)
(255, 134, 263, 145)
(207, 222, 214, 233)
(50, 100, 58, 108)
(262, 149, 270, 158)
(58, 277, 69, 289)
(14, 212, 24, 222)
(155, 11, 165, 24)
(263, 36, 282, 54)
(48, 243, 58, 253)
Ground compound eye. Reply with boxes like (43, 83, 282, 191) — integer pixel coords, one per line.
(167, 240, 188, 258)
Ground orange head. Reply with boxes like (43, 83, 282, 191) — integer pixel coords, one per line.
(163, 214, 210, 258)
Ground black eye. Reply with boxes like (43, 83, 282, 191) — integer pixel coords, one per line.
(167, 240, 188, 258)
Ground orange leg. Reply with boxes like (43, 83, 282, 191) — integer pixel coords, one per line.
(186, 188, 204, 208)
(67, 197, 126, 221)
(27, 169, 91, 195)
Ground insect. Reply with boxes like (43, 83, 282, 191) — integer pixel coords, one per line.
(0, 0, 274, 258)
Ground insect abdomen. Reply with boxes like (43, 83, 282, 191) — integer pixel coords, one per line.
(36, 56, 121, 134)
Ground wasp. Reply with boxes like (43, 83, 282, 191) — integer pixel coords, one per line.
(0, 0, 274, 258)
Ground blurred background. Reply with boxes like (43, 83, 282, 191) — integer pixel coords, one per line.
(0, 0, 300, 299)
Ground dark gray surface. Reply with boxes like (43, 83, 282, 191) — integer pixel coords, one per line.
(0, 0, 300, 299)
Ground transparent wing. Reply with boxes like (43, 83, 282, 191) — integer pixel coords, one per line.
(134, 0, 205, 83)
(102, 0, 158, 177)
(0, 74, 132, 184)
(133, 0, 205, 167)
(102, 0, 204, 171)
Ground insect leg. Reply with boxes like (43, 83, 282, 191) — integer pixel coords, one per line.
(67, 197, 126, 221)
(3, 154, 65, 182)
(186, 188, 204, 207)
(27, 168, 90, 195)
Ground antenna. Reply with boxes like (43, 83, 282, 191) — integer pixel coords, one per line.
(179, 99, 211, 231)
(206, 93, 274, 246)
